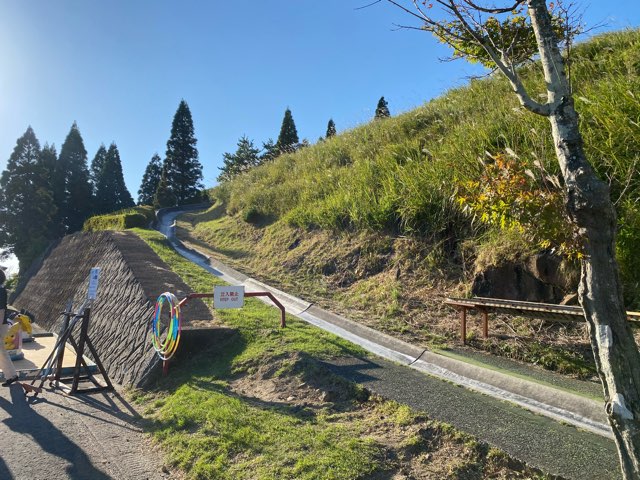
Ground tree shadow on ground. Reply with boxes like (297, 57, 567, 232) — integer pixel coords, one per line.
(0, 385, 111, 480)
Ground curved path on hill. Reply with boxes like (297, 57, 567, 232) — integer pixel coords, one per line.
(158, 206, 621, 480)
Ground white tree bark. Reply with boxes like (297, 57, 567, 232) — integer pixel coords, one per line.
(526, 1, 640, 477)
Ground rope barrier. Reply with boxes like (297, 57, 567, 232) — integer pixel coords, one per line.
(151, 292, 182, 361)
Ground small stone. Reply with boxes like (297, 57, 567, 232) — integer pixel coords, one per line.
(286, 396, 295, 401)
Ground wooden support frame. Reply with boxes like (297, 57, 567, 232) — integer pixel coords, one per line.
(53, 308, 114, 395)
(159, 290, 287, 375)
(448, 302, 489, 345)
(178, 291, 286, 328)
(24, 306, 113, 397)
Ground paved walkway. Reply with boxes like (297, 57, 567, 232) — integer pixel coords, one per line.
(0, 383, 170, 480)
(324, 356, 621, 480)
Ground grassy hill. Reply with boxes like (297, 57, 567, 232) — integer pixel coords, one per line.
(130, 228, 549, 479)
(175, 29, 640, 376)
(217, 29, 640, 287)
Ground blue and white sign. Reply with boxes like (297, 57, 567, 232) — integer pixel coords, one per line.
(87, 268, 100, 300)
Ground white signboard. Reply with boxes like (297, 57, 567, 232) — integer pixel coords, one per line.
(87, 268, 100, 300)
(214, 286, 245, 309)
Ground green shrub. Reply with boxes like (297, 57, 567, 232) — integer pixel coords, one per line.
(83, 206, 156, 232)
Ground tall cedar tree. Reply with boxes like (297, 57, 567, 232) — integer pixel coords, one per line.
(153, 167, 176, 208)
(94, 143, 134, 214)
(40, 143, 57, 185)
(40, 143, 62, 236)
(326, 119, 337, 138)
(0, 127, 56, 271)
(161, 100, 202, 206)
(138, 153, 163, 205)
(89, 145, 108, 196)
(275, 108, 299, 154)
(56, 122, 93, 233)
(375, 97, 390, 119)
(218, 136, 261, 182)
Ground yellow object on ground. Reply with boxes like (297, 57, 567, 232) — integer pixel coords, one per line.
(4, 314, 32, 357)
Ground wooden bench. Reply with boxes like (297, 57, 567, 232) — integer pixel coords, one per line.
(444, 297, 640, 344)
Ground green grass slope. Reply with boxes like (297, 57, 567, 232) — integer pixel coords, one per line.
(83, 205, 156, 232)
(215, 29, 640, 306)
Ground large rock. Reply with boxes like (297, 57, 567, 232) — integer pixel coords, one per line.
(525, 252, 579, 292)
(472, 252, 577, 303)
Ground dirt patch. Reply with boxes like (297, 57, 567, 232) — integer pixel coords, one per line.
(229, 352, 365, 411)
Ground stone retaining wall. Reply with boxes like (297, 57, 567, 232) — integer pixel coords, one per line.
(12, 231, 213, 387)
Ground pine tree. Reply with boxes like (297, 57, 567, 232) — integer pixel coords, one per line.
(275, 108, 299, 154)
(56, 122, 93, 233)
(163, 100, 203, 205)
(0, 127, 56, 271)
(40, 143, 57, 179)
(89, 145, 108, 196)
(153, 167, 176, 208)
(94, 143, 134, 213)
(261, 139, 279, 162)
(375, 97, 391, 119)
(326, 119, 337, 138)
(138, 153, 163, 205)
(40, 143, 63, 236)
(218, 136, 261, 182)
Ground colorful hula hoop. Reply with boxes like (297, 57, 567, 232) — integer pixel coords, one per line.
(151, 292, 182, 361)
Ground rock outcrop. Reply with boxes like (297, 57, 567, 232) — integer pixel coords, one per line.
(472, 252, 579, 304)
(12, 231, 213, 387)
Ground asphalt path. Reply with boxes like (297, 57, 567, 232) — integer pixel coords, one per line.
(324, 355, 620, 480)
(0, 383, 170, 480)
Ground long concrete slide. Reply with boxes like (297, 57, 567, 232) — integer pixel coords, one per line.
(157, 207, 611, 438)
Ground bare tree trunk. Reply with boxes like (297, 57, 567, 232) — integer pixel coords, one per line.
(528, 1, 640, 477)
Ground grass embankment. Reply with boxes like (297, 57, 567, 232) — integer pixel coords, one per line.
(178, 200, 599, 379)
(215, 29, 640, 303)
(180, 30, 640, 378)
(130, 229, 546, 479)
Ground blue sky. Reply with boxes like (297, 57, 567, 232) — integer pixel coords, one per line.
(0, 1, 638, 200)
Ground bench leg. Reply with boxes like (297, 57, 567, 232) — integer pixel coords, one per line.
(460, 308, 467, 345)
(482, 310, 488, 339)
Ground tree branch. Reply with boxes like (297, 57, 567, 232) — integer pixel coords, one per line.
(461, 0, 526, 14)
(355, 0, 383, 10)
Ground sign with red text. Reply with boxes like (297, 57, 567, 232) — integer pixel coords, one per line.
(214, 286, 245, 309)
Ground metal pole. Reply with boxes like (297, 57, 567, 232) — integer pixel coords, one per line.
(482, 309, 489, 339)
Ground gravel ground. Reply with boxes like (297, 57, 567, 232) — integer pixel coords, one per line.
(0, 382, 171, 480)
